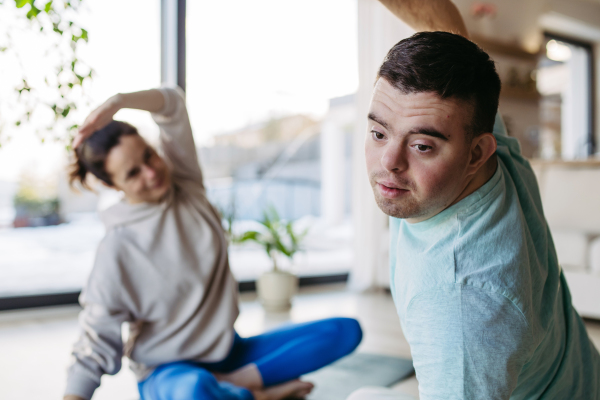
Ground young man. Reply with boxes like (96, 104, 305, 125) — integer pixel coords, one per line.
(349, 1, 600, 399)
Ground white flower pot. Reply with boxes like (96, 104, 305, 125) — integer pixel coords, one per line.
(256, 269, 298, 312)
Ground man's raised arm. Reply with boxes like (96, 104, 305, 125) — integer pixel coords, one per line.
(377, 0, 469, 38)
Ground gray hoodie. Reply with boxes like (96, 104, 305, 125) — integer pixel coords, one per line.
(65, 87, 239, 399)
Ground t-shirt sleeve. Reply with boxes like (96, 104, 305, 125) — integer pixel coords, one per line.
(151, 86, 204, 186)
(405, 285, 533, 400)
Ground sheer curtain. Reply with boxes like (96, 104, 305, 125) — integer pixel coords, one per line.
(350, 0, 413, 291)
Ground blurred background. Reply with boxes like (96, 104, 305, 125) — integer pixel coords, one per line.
(2, 1, 600, 399)
(1, 0, 600, 319)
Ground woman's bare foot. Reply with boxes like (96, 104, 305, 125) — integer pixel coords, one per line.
(252, 379, 314, 400)
(213, 363, 264, 390)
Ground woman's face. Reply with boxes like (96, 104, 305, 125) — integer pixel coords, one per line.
(104, 134, 172, 204)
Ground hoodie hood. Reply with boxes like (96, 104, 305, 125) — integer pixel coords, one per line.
(99, 186, 174, 230)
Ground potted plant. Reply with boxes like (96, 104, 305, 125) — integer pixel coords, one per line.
(237, 206, 307, 312)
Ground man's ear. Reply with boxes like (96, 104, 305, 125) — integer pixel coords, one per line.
(468, 133, 497, 175)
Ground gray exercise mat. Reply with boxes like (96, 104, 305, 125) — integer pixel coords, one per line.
(302, 352, 414, 400)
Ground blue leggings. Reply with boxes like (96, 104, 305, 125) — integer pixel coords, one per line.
(138, 317, 362, 400)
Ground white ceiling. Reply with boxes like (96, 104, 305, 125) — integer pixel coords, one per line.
(452, 0, 600, 49)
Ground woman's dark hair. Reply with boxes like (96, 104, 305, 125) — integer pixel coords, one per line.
(377, 31, 501, 138)
(69, 120, 138, 189)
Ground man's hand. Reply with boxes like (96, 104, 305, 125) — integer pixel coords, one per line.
(72, 94, 123, 149)
(378, 0, 469, 38)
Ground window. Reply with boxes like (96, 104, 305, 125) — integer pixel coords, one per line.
(0, 0, 161, 299)
(537, 34, 594, 159)
(0, 0, 358, 304)
(186, 0, 358, 280)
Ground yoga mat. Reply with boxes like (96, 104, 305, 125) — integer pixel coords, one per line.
(303, 353, 414, 400)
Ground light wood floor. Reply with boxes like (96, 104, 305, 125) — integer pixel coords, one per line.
(0, 284, 599, 400)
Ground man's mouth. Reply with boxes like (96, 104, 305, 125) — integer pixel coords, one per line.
(377, 181, 410, 199)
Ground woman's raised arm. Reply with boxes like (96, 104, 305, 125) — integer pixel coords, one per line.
(377, 0, 469, 38)
(73, 89, 165, 148)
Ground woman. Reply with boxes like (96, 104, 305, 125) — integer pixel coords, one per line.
(64, 86, 362, 400)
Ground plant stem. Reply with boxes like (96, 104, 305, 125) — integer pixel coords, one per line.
(270, 250, 279, 272)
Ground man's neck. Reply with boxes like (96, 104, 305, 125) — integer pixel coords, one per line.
(451, 154, 498, 207)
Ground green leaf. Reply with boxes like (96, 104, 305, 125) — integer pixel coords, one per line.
(15, 121, 21, 126)
(15, 0, 33, 9)
(26, 5, 41, 19)
(44, 1, 53, 12)
(53, 22, 63, 35)
(80, 28, 88, 42)
(237, 231, 261, 243)
(0, 47, 7, 52)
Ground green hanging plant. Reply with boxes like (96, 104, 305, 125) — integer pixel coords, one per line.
(0, 0, 93, 147)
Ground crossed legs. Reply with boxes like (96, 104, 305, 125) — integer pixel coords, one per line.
(138, 317, 363, 400)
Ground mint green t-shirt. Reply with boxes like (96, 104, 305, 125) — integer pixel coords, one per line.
(389, 115, 600, 399)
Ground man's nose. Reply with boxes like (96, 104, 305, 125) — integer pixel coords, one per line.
(381, 144, 408, 172)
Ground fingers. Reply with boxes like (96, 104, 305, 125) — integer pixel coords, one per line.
(73, 114, 112, 149)
(72, 134, 84, 149)
(72, 124, 95, 149)
(73, 96, 121, 149)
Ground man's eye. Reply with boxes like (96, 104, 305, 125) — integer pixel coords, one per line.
(415, 144, 432, 152)
(372, 131, 385, 140)
(144, 149, 152, 162)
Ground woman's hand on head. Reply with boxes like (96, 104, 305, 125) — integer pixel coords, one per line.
(73, 94, 124, 149)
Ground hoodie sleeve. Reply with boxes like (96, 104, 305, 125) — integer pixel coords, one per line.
(64, 239, 132, 400)
(151, 86, 204, 186)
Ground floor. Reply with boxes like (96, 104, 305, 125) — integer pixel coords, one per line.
(1, 284, 599, 400)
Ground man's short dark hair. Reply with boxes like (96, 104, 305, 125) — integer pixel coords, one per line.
(377, 31, 501, 138)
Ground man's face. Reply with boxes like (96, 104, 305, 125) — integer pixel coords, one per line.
(365, 78, 475, 223)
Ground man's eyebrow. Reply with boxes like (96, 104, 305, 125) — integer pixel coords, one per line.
(408, 128, 449, 141)
(368, 113, 450, 141)
(367, 112, 389, 130)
